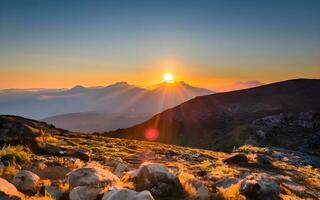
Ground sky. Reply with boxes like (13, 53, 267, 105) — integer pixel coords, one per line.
(0, 0, 319, 90)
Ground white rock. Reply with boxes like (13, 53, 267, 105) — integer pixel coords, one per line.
(102, 188, 154, 200)
(67, 162, 119, 189)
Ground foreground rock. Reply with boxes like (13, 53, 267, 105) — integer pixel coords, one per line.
(12, 170, 40, 195)
(102, 188, 154, 200)
(69, 186, 101, 200)
(0, 177, 24, 200)
(132, 163, 183, 198)
(223, 153, 248, 166)
(67, 162, 119, 200)
(239, 174, 280, 200)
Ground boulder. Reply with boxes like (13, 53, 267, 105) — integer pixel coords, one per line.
(69, 186, 101, 200)
(239, 174, 280, 200)
(102, 188, 154, 200)
(223, 153, 248, 166)
(256, 154, 272, 166)
(67, 162, 119, 200)
(67, 162, 119, 189)
(0, 177, 24, 200)
(132, 163, 183, 198)
(12, 170, 40, 195)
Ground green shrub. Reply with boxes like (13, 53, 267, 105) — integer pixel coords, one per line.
(0, 145, 32, 163)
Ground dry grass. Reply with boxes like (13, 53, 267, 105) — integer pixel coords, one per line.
(35, 135, 58, 143)
(0, 165, 18, 177)
(218, 183, 244, 200)
(0, 145, 32, 163)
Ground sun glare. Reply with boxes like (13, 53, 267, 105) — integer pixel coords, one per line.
(163, 73, 174, 82)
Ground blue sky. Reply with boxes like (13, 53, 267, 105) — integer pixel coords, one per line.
(0, 0, 319, 89)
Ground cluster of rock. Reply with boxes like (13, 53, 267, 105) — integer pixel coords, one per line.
(251, 112, 320, 155)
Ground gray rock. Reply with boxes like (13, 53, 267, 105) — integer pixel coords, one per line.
(256, 154, 272, 166)
(65, 148, 91, 162)
(223, 153, 248, 166)
(12, 170, 40, 195)
(46, 186, 64, 200)
(0, 177, 24, 200)
(239, 174, 280, 200)
(114, 162, 128, 177)
(132, 163, 183, 198)
(69, 186, 101, 200)
(67, 162, 119, 189)
(102, 188, 154, 200)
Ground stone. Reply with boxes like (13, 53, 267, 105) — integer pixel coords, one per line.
(0, 177, 24, 200)
(46, 186, 64, 200)
(102, 188, 155, 200)
(256, 154, 272, 166)
(12, 170, 40, 195)
(223, 153, 248, 166)
(67, 162, 119, 189)
(69, 186, 101, 200)
(67, 162, 119, 200)
(113, 162, 128, 177)
(239, 174, 280, 200)
(65, 148, 91, 162)
(132, 163, 183, 198)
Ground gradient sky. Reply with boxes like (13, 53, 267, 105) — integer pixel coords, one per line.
(0, 0, 319, 90)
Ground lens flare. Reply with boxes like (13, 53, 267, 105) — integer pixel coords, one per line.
(144, 128, 159, 141)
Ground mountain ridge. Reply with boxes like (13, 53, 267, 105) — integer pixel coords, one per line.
(105, 78, 320, 152)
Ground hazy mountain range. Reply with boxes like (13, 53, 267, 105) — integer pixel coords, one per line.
(106, 79, 320, 152)
(0, 81, 213, 132)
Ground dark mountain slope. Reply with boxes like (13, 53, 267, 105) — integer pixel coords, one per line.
(106, 79, 320, 151)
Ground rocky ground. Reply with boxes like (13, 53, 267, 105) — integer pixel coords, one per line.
(0, 116, 320, 200)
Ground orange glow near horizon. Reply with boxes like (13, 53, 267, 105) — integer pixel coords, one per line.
(163, 73, 175, 83)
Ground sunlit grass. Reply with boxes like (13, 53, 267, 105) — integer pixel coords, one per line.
(0, 145, 32, 163)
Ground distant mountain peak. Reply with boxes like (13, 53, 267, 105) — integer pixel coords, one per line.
(105, 81, 130, 88)
(70, 85, 86, 91)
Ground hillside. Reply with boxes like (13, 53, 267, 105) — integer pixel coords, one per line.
(0, 115, 319, 200)
(106, 79, 320, 152)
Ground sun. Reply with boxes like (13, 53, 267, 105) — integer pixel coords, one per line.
(163, 73, 174, 82)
